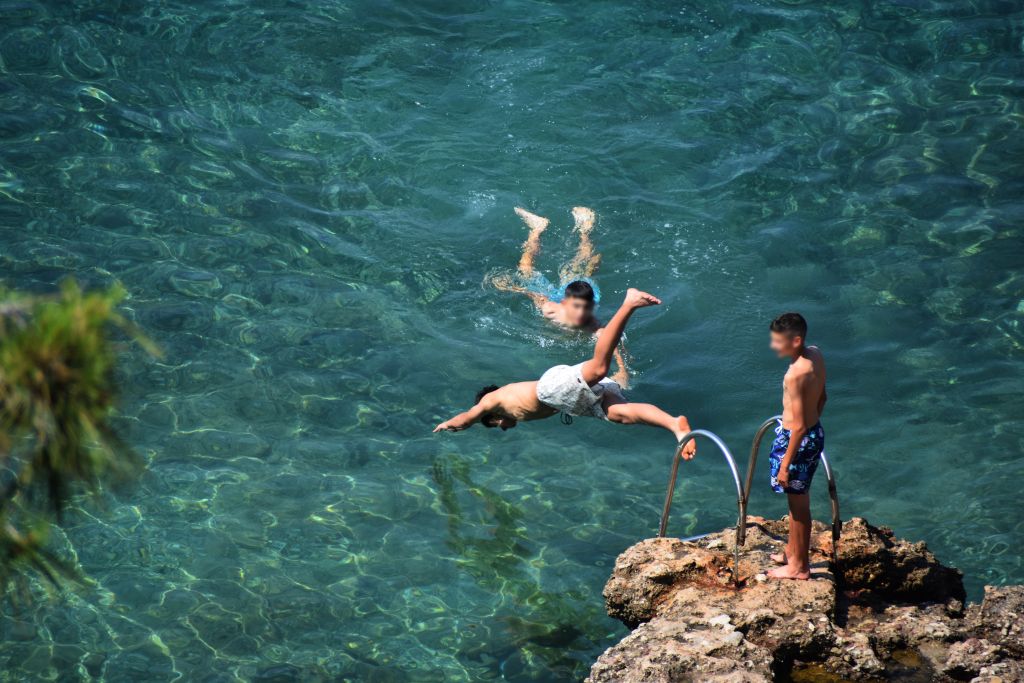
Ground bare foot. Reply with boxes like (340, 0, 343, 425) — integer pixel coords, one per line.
(770, 552, 787, 565)
(514, 207, 549, 233)
(624, 288, 661, 309)
(767, 564, 811, 580)
(675, 417, 696, 459)
(572, 206, 595, 234)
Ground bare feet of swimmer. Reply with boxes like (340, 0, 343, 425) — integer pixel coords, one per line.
(767, 563, 811, 580)
(572, 206, 595, 234)
(514, 207, 549, 233)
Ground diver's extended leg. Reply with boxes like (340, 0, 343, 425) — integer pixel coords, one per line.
(603, 396, 696, 456)
(605, 403, 691, 444)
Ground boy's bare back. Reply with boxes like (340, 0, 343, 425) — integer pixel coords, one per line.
(485, 382, 556, 422)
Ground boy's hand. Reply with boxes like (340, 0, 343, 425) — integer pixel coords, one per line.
(776, 466, 790, 488)
(433, 421, 457, 433)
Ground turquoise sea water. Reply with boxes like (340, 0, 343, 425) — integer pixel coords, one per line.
(1, 0, 1023, 680)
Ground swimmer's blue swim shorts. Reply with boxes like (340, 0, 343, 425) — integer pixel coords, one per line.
(769, 421, 824, 494)
(522, 273, 601, 305)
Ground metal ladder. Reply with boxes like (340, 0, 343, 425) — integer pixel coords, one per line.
(658, 429, 745, 578)
(657, 416, 840, 582)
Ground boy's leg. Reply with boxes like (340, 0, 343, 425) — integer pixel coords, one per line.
(580, 289, 659, 385)
(609, 346, 630, 390)
(604, 399, 696, 457)
(559, 206, 600, 281)
(791, 493, 812, 570)
(769, 494, 812, 579)
(514, 207, 549, 277)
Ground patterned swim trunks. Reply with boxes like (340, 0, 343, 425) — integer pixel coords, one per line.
(769, 421, 824, 494)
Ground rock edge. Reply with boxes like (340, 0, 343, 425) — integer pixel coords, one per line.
(587, 517, 1022, 682)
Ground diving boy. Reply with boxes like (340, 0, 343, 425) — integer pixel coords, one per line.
(490, 206, 628, 385)
(433, 289, 696, 457)
(766, 313, 827, 580)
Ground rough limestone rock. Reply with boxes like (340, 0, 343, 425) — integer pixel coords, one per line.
(838, 517, 967, 605)
(941, 638, 1005, 680)
(968, 586, 1024, 657)
(586, 614, 774, 683)
(588, 516, 1024, 682)
(971, 660, 1024, 682)
(603, 536, 741, 629)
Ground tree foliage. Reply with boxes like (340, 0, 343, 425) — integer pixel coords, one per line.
(0, 281, 154, 601)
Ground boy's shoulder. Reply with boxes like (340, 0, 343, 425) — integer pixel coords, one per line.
(788, 355, 817, 379)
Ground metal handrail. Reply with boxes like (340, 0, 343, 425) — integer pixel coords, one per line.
(739, 415, 840, 563)
(819, 450, 840, 563)
(738, 417, 782, 546)
(658, 429, 744, 581)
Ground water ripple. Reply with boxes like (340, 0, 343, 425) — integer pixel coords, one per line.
(0, 0, 1022, 681)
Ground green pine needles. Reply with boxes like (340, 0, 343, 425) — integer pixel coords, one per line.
(0, 281, 155, 601)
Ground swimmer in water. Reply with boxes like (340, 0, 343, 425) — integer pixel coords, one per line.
(433, 288, 696, 457)
(490, 206, 629, 387)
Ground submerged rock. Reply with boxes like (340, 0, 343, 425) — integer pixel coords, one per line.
(587, 517, 1023, 682)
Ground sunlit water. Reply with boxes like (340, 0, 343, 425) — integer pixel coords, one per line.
(1, 1, 1023, 680)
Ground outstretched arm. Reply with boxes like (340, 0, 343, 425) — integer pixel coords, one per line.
(581, 289, 660, 385)
(433, 393, 499, 433)
(434, 405, 484, 433)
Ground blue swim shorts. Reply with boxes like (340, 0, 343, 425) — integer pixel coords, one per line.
(769, 421, 824, 495)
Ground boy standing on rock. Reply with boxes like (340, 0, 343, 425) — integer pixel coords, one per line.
(767, 313, 827, 580)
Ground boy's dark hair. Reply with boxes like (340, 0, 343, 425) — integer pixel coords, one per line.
(474, 385, 501, 428)
(563, 280, 595, 302)
(770, 312, 808, 339)
(475, 385, 500, 404)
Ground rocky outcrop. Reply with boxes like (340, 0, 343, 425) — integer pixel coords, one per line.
(587, 517, 1024, 682)
(967, 586, 1024, 658)
(837, 517, 966, 606)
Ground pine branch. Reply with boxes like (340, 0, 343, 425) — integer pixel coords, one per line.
(0, 281, 154, 599)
